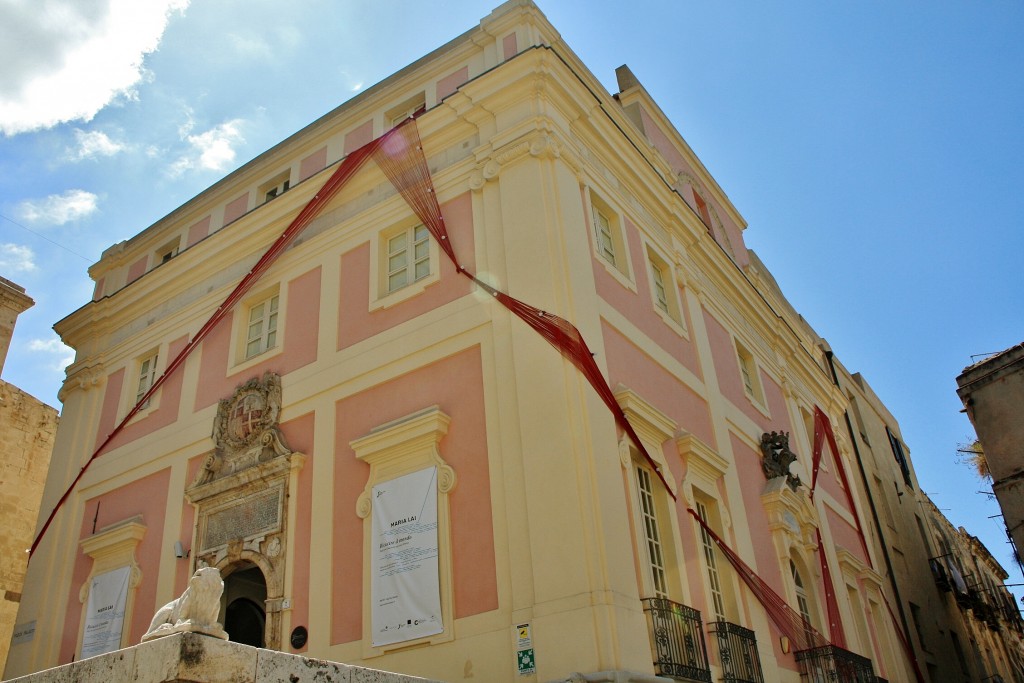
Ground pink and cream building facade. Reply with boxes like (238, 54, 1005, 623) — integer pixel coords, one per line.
(9, 2, 1022, 682)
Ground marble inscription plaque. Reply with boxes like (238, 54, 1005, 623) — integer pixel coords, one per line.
(203, 488, 281, 551)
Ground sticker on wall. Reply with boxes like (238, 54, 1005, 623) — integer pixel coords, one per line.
(514, 622, 535, 676)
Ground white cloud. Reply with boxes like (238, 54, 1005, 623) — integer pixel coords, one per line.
(18, 190, 99, 225)
(67, 129, 126, 161)
(0, 243, 36, 272)
(0, 0, 190, 136)
(27, 337, 75, 373)
(168, 119, 246, 177)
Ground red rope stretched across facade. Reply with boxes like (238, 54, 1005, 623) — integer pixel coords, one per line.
(31, 114, 671, 557)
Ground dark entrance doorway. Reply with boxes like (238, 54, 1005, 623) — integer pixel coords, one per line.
(221, 563, 267, 647)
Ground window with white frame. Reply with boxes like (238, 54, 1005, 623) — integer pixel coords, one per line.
(152, 238, 180, 268)
(261, 172, 291, 204)
(589, 193, 630, 279)
(245, 292, 279, 360)
(135, 351, 159, 409)
(636, 462, 669, 598)
(386, 93, 426, 128)
(695, 499, 727, 622)
(386, 224, 431, 293)
(735, 339, 765, 406)
(646, 246, 683, 327)
(790, 558, 818, 645)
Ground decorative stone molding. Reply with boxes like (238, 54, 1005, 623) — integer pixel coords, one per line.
(468, 129, 580, 191)
(677, 430, 731, 527)
(761, 478, 819, 559)
(79, 516, 146, 604)
(614, 386, 677, 497)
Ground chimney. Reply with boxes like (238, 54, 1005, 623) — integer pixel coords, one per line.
(0, 277, 34, 376)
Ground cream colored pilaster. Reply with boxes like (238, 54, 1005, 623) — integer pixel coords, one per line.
(306, 404, 333, 653)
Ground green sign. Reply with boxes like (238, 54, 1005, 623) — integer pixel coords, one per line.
(517, 648, 536, 675)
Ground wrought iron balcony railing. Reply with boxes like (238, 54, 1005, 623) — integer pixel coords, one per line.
(794, 643, 876, 683)
(708, 621, 765, 683)
(641, 597, 712, 682)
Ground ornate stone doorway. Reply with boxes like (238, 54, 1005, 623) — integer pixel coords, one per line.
(185, 372, 305, 651)
(222, 563, 268, 647)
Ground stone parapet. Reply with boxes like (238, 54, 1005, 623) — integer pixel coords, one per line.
(2, 632, 443, 683)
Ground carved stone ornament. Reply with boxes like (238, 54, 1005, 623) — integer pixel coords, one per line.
(197, 371, 290, 485)
(141, 567, 228, 642)
(759, 431, 802, 492)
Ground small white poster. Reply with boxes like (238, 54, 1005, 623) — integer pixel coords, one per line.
(81, 566, 131, 658)
(371, 466, 442, 646)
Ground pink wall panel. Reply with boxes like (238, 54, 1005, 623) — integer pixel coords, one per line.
(587, 212, 701, 379)
(281, 412, 315, 651)
(186, 216, 211, 248)
(502, 33, 518, 60)
(223, 193, 249, 225)
(195, 267, 322, 411)
(825, 505, 868, 565)
(601, 320, 715, 449)
(299, 147, 327, 182)
(436, 66, 469, 101)
(331, 346, 497, 644)
(105, 335, 188, 451)
(344, 121, 373, 156)
(94, 367, 125, 452)
(338, 193, 475, 350)
(61, 468, 171, 663)
(127, 256, 148, 284)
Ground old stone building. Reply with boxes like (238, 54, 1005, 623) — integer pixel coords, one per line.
(7, 3, 1022, 682)
(0, 279, 58, 672)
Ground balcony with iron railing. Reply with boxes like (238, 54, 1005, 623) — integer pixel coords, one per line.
(794, 643, 876, 683)
(641, 597, 712, 682)
(708, 620, 765, 683)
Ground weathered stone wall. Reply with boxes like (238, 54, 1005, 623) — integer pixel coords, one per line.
(0, 380, 57, 673)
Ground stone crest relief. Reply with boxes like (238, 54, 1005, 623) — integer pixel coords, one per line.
(198, 372, 290, 484)
(759, 430, 802, 492)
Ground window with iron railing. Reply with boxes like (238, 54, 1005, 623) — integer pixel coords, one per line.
(641, 597, 711, 682)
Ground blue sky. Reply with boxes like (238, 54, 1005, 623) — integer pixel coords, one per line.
(2, 0, 1022, 600)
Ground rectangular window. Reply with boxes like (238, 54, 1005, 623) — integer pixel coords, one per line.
(245, 293, 279, 359)
(136, 351, 159, 409)
(387, 224, 431, 293)
(594, 207, 617, 265)
(909, 602, 928, 652)
(693, 191, 712, 230)
(386, 93, 426, 128)
(886, 426, 913, 489)
(650, 256, 669, 313)
(645, 246, 684, 329)
(636, 464, 668, 598)
(588, 193, 630, 280)
(735, 340, 765, 406)
(695, 500, 726, 622)
(261, 171, 291, 204)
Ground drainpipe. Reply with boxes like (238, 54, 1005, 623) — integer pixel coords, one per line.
(823, 349, 916, 660)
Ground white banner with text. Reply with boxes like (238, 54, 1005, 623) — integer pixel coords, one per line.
(371, 466, 442, 646)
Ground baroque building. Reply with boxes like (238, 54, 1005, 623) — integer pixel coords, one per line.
(7, 2, 1022, 681)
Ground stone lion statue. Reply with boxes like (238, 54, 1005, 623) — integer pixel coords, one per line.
(141, 566, 228, 641)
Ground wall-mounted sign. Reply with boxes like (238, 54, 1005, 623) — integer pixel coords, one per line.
(371, 466, 442, 647)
